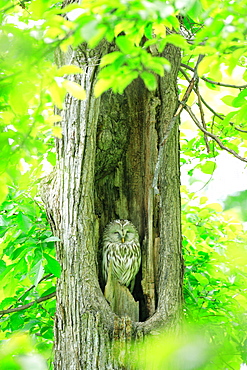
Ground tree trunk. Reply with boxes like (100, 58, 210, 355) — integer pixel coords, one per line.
(41, 36, 183, 369)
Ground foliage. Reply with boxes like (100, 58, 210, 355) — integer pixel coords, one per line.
(0, 188, 56, 365)
(0, 0, 247, 368)
(224, 190, 247, 221)
(182, 187, 247, 369)
(0, 332, 49, 370)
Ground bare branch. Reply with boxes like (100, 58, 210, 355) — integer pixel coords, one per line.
(0, 292, 56, 315)
(196, 87, 210, 153)
(184, 104, 247, 163)
(179, 65, 210, 152)
(180, 63, 247, 89)
(153, 56, 203, 193)
(160, 59, 202, 146)
(199, 95, 247, 133)
(179, 67, 247, 134)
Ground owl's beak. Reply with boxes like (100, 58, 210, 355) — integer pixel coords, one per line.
(121, 237, 125, 243)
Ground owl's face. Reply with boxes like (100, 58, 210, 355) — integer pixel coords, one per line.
(103, 219, 139, 244)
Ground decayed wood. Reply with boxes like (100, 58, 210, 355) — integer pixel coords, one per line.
(104, 263, 139, 322)
(41, 26, 183, 367)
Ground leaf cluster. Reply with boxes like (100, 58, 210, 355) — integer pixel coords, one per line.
(0, 188, 59, 358)
(182, 187, 247, 368)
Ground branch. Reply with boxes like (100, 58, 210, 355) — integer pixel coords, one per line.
(199, 95, 247, 134)
(180, 63, 247, 89)
(152, 56, 203, 193)
(179, 67, 247, 134)
(179, 65, 210, 152)
(0, 274, 53, 318)
(160, 59, 201, 146)
(195, 85, 210, 153)
(0, 292, 56, 315)
(184, 104, 247, 163)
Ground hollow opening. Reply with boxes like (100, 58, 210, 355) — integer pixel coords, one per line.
(95, 82, 159, 322)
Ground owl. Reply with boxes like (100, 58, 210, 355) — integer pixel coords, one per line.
(102, 219, 141, 291)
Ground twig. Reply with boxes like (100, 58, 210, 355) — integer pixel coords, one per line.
(0, 292, 56, 315)
(160, 56, 204, 146)
(0, 274, 53, 318)
(199, 95, 247, 133)
(153, 56, 204, 193)
(180, 63, 247, 89)
(195, 84, 210, 152)
(179, 67, 247, 134)
(184, 104, 247, 163)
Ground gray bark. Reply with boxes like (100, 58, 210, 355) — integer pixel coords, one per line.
(41, 37, 183, 369)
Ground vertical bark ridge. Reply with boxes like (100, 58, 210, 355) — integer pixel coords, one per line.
(41, 40, 183, 368)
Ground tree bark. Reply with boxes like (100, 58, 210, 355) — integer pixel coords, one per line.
(41, 36, 183, 369)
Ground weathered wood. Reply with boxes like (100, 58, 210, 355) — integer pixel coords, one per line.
(104, 263, 139, 322)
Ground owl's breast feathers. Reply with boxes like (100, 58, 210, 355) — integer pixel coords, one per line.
(102, 220, 141, 287)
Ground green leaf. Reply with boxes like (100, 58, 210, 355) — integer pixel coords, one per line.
(142, 56, 170, 76)
(207, 203, 223, 212)
(0, 259, 6, 274)
(0, 178, 8, 205)
(116, 36, 135, 53)
(46, 152, 56, 166)
(63, 80, 86, 100)
(30, 260, 44, 286)
(197, 56, 215, 76)
(88, 25, 107, 48)
(28, 0, 48, 19)
(16, 212, 32, 233)
(41, 286, 56, 297)
(140, 72, 157, 90)
(192, 272, 209, 286)
(187, 0, 203, 20)
(165, 34, 188, 49)
(94, 78, 114, 97)
(200, 161, 216, 175)
(56, 65, 83, 76)
(49, 81, 67, 109)
(100, 51, 124, 67)
(232, 89, 247, 108)
(44, 253, 61, 278)
(9, 89, 28, 115)
(221, 95, 235, 107)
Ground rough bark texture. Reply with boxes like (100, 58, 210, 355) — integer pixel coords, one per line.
(41, 36, 183, 369)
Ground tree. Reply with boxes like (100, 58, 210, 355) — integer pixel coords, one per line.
(42, 30, 183, 370)
(0, 0, 247, 369)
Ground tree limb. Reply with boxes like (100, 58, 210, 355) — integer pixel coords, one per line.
(195, 85, 210, 153)
(180, 63, 247, 89)
(0, 292, 56, 315)
(184, 104, 247, 163)
(160, 56, 203, 146)
(179, 64, 210, 151)
(179, 67, 247, 134)
(199, 95, 247, 134)
(0, 273, 53, 319)
(153, 56, 203, 194)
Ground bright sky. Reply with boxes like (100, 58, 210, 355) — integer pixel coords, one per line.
(181, 151, 247, 204)
(180, 65, 247, 204)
